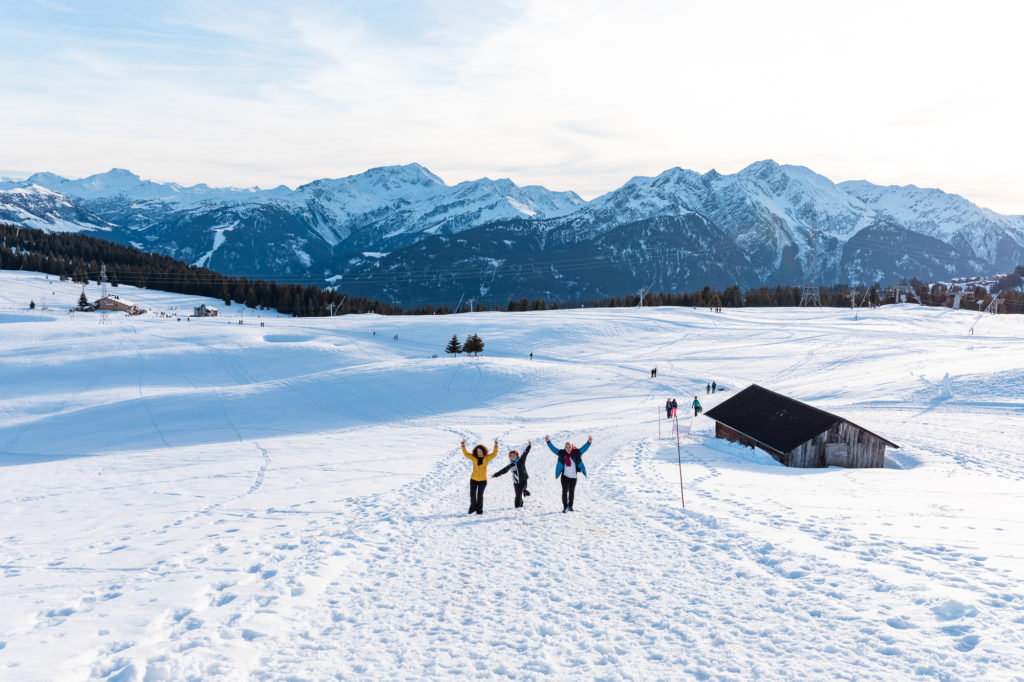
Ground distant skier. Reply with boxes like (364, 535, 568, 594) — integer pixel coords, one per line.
(545, 435, 592, 512)
(462, 438, 498, 515)
(492, 441, 532, 508)
(651, 367, 657, 378)
(692, 396, 703, 417)
(706, 383, 711, 394)
(666, 399, 673, 419)
(671, 398, 678, 417)
(711, 381, 717, 394)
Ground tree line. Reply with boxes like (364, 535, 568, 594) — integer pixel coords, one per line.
(0, 224, 399, 316)
(3, 223, 1021, 315)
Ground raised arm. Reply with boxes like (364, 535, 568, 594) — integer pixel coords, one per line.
(578, 438, 592, 455)
(520, 442, 532, 460)
(545, 437, 559, 455)
(461, 440, 473, 459)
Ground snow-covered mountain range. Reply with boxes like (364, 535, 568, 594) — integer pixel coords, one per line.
(2, 161, 1021, 305)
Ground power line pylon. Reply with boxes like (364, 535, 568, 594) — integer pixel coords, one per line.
(99, 263, 111, 325)
(800, 225, 822, 306)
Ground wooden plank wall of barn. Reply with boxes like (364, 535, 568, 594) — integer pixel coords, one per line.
(786, 432, 830, 468)
(785, 422, 886, 469)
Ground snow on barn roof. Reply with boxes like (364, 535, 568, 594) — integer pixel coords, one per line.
(704, 384, 898, 455)
(96, 295, 137, 306)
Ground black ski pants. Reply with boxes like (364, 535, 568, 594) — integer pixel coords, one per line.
(514, 481, 527, 508)
(469, 479, 487, 514)
(560, 475, 578, 510)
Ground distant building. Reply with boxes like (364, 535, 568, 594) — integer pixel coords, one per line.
(704, 384, 898, 468)
(94, 295, 143, 315)
(193, 304, 219, 317)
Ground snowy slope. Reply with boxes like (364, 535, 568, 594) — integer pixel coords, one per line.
(2, 270, 1023, 680)
(841, 179, 1024, 268)
(0, 186, 113, 233)
(300, 164, 585, 247)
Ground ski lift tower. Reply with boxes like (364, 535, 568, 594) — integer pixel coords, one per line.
(892, 284, 921, 305)
(98, 264, 111, 325)
(637, 282, 654, 308)
(800, 225, 822, 306)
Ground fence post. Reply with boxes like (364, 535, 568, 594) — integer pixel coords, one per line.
(674, 414, 685, 508)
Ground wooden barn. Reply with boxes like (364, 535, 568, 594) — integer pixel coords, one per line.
(703, 384, 898, 468)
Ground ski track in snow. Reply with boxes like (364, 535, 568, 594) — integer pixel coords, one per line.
(0, 271, 1023, 680)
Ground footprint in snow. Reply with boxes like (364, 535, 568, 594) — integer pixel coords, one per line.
(45, 606, 75, 618)
(955, 634, 981, 652)
(214, 593, 236, 607)
(885, 616, 915, 630)
(931, 599, 977, 621)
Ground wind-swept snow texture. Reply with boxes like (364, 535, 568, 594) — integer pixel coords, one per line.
(1, 270, 1023, 680)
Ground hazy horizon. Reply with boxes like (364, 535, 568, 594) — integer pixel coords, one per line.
(3, 0, 1022, 212)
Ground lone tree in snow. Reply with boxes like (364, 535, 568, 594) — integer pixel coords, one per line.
(445, 334, 463, 357)
(78, 291, 90, 309)
(463, 333, 485, 356)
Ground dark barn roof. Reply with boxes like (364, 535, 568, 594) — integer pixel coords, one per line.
(703, 384, 897, 455)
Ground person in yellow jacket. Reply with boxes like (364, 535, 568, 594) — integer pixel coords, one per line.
(462, 438, 498, 515)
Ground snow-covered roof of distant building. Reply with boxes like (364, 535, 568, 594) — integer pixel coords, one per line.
(96, 295, 137, 306)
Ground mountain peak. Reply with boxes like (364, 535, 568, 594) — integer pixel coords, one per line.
(361, 163, 445, 187)
(98, 168, 141, 181)
(25, 171, 67, 185)
(739, 159, 782, 177)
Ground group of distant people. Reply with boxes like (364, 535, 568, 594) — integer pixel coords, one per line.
(461, 434, 593, 514)
(667, 397, 702, 418)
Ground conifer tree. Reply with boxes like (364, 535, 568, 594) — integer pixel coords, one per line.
(464, 333, 484, 356)
(445, 334, 463, 357)
(78, 291, 89, 309)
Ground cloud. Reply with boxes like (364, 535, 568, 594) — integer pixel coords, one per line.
(1, 0, 1023, 213)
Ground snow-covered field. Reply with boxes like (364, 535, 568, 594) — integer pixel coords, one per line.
(1, 270, 1023, 681)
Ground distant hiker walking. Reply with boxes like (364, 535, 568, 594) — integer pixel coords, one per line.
(651, 367, 657, 378)
(671, 398, 678, 417)
(530, 352, 533, 359)
(711, 381, 717, 393)
(462, 439, 498, 515)
(545, 435, 592, 512)
(492, 441, 532, 508)
(665, 399, 673, 419)
(706, 383, 711, 394)
(692, 396, 703, 417)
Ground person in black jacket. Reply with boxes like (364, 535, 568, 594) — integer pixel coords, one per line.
(492, 441, 532, 508)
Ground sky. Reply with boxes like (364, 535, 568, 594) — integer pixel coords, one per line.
(2, 0, 1023, 212)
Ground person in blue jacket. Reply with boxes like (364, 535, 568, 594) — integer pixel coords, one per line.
(544, 434, 593, 512)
